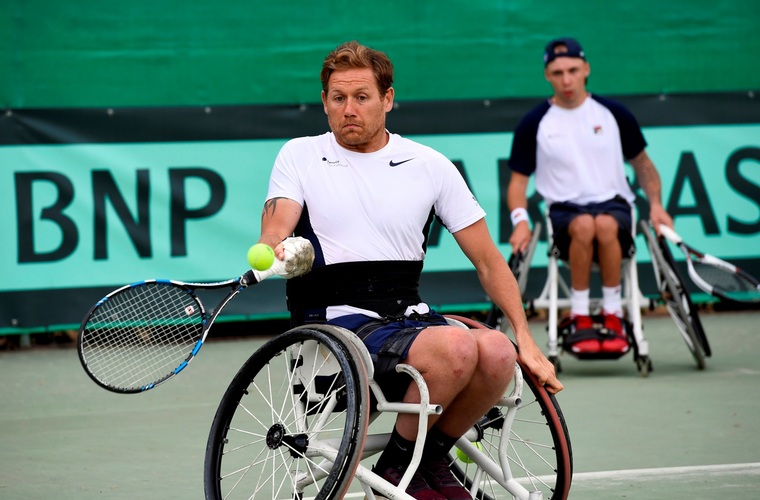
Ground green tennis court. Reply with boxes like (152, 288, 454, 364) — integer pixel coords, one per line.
(1, 310, 759, 499)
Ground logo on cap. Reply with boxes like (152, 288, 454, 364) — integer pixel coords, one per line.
(544, 37, 586, 66)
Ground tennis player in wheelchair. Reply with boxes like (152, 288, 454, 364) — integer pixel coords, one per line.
(507, 37, 673, 356)
(256, 41, 562, 500)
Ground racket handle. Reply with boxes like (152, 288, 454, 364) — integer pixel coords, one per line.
(658, 224, 682, 244)
(241, 269, 259, 286)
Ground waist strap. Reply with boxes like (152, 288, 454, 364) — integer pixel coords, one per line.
(286, 260, 423, 317)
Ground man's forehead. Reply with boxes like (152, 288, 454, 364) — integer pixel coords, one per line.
(327, 68, 375, 89)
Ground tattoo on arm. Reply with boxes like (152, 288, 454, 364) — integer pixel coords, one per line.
(262, 198, 284, 219)
(631, 153, 662, 205)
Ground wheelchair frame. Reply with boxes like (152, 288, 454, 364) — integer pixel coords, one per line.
(203, 315, 573, 500)
(532, 210, 652, 375)
(490, 214, 711, 377)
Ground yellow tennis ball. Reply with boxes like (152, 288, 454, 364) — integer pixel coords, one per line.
(247, 243, 275, 271)
(455, 442, 483, 464)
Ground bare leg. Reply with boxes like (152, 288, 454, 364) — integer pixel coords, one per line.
(393, 326, 515, 440)
(567, 214, 595, 291)
(432, 330, 515, 438)
(594, 214, 622, 287)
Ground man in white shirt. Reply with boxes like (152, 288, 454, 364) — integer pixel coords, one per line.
(508, 37, 673, 354)
(258, 41, 561, 500)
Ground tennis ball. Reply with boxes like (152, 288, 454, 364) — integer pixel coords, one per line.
(247, 243, 275, 271)
(455, 442, 483, 464)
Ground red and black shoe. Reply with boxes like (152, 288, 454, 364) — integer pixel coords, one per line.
(567, 315, 601, 354)
(600, 314, 629, 354)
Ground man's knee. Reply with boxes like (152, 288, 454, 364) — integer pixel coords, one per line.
(411, 327, 479, 376)
(568, 214, 595, 243)
(594, 214, 620, 242)
(475, 331, 516, 382)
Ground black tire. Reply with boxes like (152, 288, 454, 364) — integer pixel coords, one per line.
(446, 316, 573, 500)
(204, 327, 370, 500)
(641, 222, 710, 369)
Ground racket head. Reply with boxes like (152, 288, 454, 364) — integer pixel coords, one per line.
(78, 280, 207, 394)
(691, 258, 760, 303)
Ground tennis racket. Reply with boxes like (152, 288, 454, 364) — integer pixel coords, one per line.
(658, 225, 760, 304)
(486, 222, 542, 328)
(78, 237, 315, 394)
(511, 221, 542, 297)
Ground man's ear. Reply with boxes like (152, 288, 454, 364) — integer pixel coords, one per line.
(384, 87, 395, 112)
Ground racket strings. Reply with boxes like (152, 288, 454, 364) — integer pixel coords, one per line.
(693, 261, 758, 293)
(81, 283, 204, 390)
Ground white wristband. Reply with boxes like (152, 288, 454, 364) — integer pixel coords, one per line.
(510, 207, 529, 226)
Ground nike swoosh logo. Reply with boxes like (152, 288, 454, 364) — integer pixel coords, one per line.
(389, 158, 414, 167)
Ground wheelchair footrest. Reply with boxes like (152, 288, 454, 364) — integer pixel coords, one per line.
(560, 315, 632, 360)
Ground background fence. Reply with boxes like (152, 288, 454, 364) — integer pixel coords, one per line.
(2, 0, 759, 333)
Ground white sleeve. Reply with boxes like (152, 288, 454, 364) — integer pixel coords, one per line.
(433, 156, 486, 234)
(266, 139, 304, 206)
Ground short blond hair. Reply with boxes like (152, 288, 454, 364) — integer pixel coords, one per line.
(320, 41, 394, 96)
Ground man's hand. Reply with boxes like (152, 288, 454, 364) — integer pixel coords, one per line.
(509, 221, 533, 254)
(516, 337, 563, 394)
(649, 204, 673, 235)
(253, 237, 315, 282)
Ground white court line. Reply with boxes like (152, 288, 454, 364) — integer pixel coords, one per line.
(344, 463, 760, 498)
(571, 462, 760, 482)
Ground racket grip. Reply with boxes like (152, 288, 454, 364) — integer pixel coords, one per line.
(658, 224, 681, 244)
(251, 266, 277, 283)
(241, 269, 259, 286)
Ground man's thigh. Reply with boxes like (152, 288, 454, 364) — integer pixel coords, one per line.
(327, 312, 450, 402)
(549, 197, 634, 261)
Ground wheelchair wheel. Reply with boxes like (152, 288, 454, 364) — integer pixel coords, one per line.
(446, 316, 573, 500)
(641, 222, 710, 369)
(204, 326, 370, 500)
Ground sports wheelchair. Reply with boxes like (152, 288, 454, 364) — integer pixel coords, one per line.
(204, 315, 573, 500)
(490, 215, 710, 377)
(532, 210, 651, 375)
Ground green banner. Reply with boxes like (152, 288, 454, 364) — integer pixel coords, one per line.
(3, 0, 759, 108)
(3, 124, 759, 293)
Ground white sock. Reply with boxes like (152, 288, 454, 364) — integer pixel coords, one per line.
(602, 285, 622, 317)
(570, 288, 590, 317)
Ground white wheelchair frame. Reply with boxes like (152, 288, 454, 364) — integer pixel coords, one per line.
(503, 210, 712, 376)
(203, 315, 573, 500)
(531, 209, 653, 375)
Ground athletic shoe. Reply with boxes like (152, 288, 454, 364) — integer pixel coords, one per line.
(420, 457, 472, 500)
(601, 314, 629, 353)
(568, 315, 601, 354)
(372, 464, 446, 500)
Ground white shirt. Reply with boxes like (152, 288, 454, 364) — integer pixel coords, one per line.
(267, 131, 485, 320)
(267, 131, 485, 264)
(510, 95, 646, 206)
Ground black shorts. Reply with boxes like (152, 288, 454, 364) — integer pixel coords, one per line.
(326, 312, 450, 402)
(548, 196, 635, 262)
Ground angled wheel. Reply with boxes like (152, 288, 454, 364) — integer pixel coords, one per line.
(204, 326, 370, 500)
(445, 316, 573, 500)
(641, 222, 710, 369)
